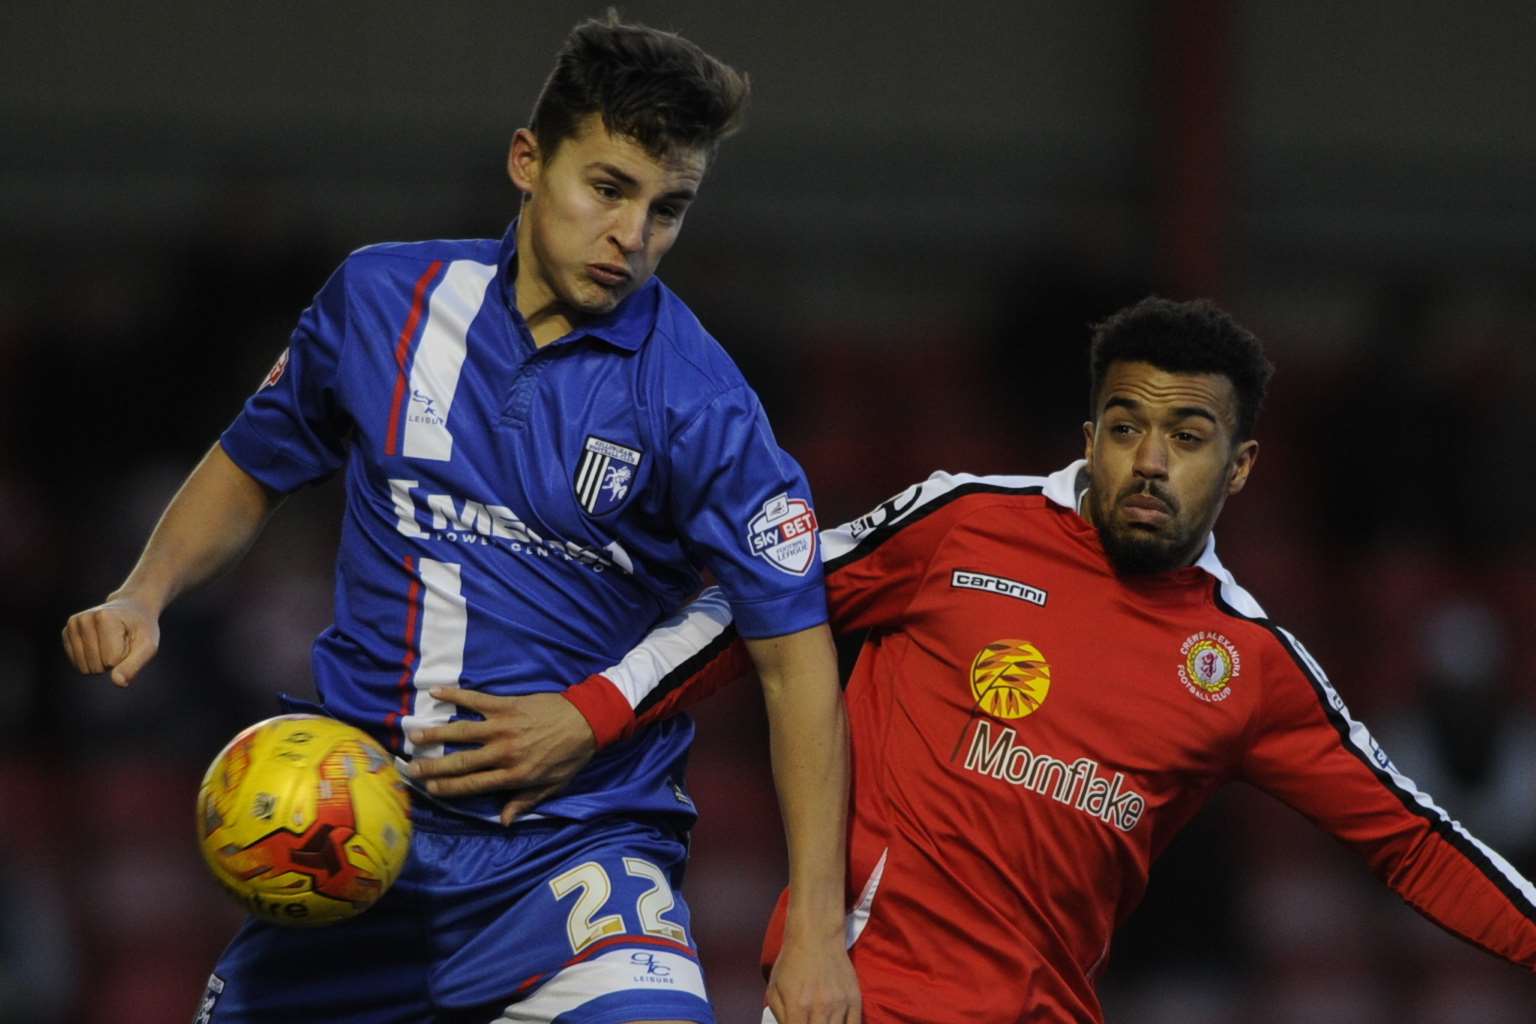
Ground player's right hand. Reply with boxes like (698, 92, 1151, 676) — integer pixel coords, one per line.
(62, 595, 161, 687)
(766, 927, 861, 1024)
(404, 688, 599, 824)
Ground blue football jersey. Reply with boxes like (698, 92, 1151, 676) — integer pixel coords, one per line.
(220, 221, 827, 824)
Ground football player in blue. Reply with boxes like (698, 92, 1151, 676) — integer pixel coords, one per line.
(62, 13, 859, 1024)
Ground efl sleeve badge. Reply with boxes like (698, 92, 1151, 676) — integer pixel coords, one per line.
(747, 493, 819, 576)
(259, 347, 291, 390)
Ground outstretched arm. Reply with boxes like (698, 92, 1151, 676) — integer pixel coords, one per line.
(1245, 630, 1536, 968)
(62, 442, 278, 685)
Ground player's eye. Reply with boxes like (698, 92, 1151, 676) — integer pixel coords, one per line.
(653, 204, 681, 224)
(593, 182, 622, 201)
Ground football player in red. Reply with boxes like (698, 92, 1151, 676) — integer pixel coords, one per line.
(516, 296, 1536, 1022)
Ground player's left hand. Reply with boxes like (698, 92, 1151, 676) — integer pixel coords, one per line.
(404, 688, 596, 824)
(766, 929, 861, 1024)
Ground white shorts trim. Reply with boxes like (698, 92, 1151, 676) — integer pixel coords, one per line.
(497, 948, 707, 1022)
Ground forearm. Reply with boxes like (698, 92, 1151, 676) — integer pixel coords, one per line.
(113, 442, 278, 612)
(564, 587, 750, 746)
(1384, 824, 1536, 968)
(746, 625, 850, 939)
(1246, 658, 1536, 969)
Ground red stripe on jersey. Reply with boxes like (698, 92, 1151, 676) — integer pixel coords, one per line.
(513, 933, 697, 995)
(383, 260, 446, 457)
(384, 555, 424, 751)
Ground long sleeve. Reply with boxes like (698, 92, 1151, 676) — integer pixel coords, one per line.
(1241, 625, 1536, 968)
(565, 472, 1045, 747)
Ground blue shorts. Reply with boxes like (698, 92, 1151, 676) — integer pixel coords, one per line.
(196, 810, 715, 1023)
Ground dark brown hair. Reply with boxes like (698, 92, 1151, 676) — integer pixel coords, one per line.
(529, 11, 750, 162)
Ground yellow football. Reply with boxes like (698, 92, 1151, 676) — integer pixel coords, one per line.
(195, 714, 412, 927)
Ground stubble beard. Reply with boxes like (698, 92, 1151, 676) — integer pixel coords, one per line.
(1096, 520, 1190, 576)
(1090, 480, 1208, 577)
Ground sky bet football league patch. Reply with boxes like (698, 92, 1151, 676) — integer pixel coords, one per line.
(747, 493, 818, 576)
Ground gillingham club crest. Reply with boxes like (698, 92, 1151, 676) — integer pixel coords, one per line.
(747, 493, 819, 576)
(575, 436, 642, 515)
(1178, 631, 1241, 703)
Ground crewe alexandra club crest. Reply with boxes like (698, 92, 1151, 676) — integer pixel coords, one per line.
(747, 493, 819, 576)
(1178, 631, 1241, 703)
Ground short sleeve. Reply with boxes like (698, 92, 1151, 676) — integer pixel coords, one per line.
(220, 261, 352, 492)
(667, 385, 828, 639)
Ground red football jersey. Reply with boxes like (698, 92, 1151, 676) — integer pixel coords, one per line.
(569, 463, 1536, 1023)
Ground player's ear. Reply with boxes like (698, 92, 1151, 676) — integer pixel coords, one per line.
(508, 128, 541, 194)
(1226, 439, 1258, 496)
(1082, 421, 1096, 464)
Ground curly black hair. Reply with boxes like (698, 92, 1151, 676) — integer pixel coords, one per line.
(1088, 296, 1274, 440)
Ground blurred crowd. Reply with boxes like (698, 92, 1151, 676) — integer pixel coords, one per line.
(5, 185, 1536, 1022)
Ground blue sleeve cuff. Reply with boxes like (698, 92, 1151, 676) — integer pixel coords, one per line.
(219, 413, 334, 495)
(728, 581, 830, 640)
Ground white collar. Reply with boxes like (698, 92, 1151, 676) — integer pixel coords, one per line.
(1041, 459, 1226, 581)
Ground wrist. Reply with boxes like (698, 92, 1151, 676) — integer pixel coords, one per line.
(782, 915, 846, 948)
(783, 894, 846, 941)
(107, 582, 168, 616)
(561, 674, 636, 750)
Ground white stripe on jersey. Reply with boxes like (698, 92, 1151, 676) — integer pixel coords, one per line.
(1206, 535, 1536, 913)
(763, 845, 888, 1024)
(400, 557, 467, 757)
(403, 259, 496, 462)
(823, 470, 1052, 564)
(846, 847, 888, 949)
(1274, 626, 1536, 914)
(495, 948, 707, 1021)
(599, 588, 734, 709)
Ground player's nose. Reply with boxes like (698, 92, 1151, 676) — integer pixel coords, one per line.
(609, 206, 647, 254)
(1131, 435, 1169, 478)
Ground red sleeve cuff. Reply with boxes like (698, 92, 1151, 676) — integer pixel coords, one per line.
(562, 674, 637, 750)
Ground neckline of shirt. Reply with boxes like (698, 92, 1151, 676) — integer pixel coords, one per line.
(1043, 459, 1224, 590)
(495, 218, 660, 353)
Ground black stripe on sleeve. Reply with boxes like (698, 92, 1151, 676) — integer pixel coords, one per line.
(634, 623, 742, 719)
(824, 481, 1044, 574)
(1212, 584, 1536, 927)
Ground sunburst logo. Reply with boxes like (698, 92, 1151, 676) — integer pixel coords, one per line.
(969, 640, 1052, 720)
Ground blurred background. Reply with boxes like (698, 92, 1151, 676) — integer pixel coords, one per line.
(5, 1, 1536, 1020)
